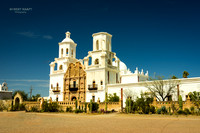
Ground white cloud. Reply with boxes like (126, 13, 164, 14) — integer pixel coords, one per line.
(17, 31, 53, 40)
(43, 35, 53, 40)
(0, 79, 49, 82)
(17, 31, 39, 38)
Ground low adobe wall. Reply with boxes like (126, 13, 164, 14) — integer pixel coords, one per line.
(151, 96, 194, 110)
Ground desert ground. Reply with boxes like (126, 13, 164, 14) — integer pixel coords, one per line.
(0, 112, 200, 133)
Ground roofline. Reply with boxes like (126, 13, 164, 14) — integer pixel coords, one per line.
(92, 32, 112, 37)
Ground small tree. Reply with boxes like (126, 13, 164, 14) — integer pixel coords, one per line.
(108, 93, 119, 102)
(171, 75, 178, 79)
(75, 99, 78, 110)
(90, 99, 93, 113)
(179, 95, 183, 110)
(145, 76, 180, 101)
(84, 102, 87, 113)
(189, 91, 200, 109)
(105, 92, 108, 112)
(183, 71, 189, 78)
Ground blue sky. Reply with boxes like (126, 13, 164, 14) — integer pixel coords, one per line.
(0, 0, 200, 97)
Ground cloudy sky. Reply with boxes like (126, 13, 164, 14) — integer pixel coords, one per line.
(0, 0, 200, 97)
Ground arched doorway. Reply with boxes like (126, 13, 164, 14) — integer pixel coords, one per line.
(71, 96, 76, 101)
(15, 97, 20, 109)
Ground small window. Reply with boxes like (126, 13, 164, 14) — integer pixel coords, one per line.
(51, 84, 53, 89)
(61, 48, 63, 56)
(116, 73, 118, 83)
(92, 96, 95, 102)
(108, 59, 111, 65)
(108, 71, 110, 84)
(95, 59, 99, 65)
(100, 81, 103, 85)
(59, 65, 63, 70)
(93, 81, 95, 88)
(71, 49, 73, 57)
(56, 97, 58, 102)
(96, 40, 99, 50)
(66, 48, 68, 55)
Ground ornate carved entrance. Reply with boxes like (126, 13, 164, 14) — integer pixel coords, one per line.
(63, 62, 86, 102)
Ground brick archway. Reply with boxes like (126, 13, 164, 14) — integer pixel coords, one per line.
(13, 92, 23, 105)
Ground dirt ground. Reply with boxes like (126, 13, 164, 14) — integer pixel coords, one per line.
(0, 112, 200, 133)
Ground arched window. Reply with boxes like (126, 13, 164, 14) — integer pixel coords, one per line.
(66, 48, 68, 55)
(94, 58, 99, 65)
(61, 48, 63, 57)
(116, 73, 118, 83)
(108, 59, 111, 65)
(108, 71, 110, 84)
(59, 65, 63, 70)
(71, 49, 73, 57)
(100, 81, 103, 85)
(96, 40, 99, 50)
(93, 81, 95, 88)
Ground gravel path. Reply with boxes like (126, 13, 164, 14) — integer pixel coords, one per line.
(0, 112, 200, 133)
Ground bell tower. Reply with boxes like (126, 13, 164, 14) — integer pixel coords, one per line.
(84, 32, 120, 103)
(58, 31, 77, 59)
(92, 32, 112, 52)
(49, 31, 78, 102)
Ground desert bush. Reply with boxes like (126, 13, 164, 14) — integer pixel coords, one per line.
(84, 103, 87, 113)
(177, 109, 186, 115)
(184, 108, 190, 115)
(190, 106, 195, 114)
(41, 101, 60, 112)
(171, 103, 177, 113)
(88, 101, 99, 113)
(75, 109, 83, 113)
(30, 106, 39, 112)
(157, 108, 162, 114)
(161, 106, 167, 114)
(66, 106, 73, 112)
(178, 95, 183, 110)
(150, 106, 156, 114)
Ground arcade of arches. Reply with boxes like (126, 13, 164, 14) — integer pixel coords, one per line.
(63, 62, 86, 102)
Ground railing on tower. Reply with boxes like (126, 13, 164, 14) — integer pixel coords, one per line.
(88, 84, 98, 90)
(69, 84, 78, 91)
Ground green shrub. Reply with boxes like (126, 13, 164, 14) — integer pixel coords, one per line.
(41, 101, 60, 112)
(108, 93, 120, 102)
(177, 109, 186, 115)
(88, 100, 99, 113)
(184, 108, 190, 115)
(157, 108, 162, 114)
(66, 106, 73, 112)
(30, 106, 39, 112)
(150, 106, 156, 114)
(75, 109, 83, 113)
(171, 103, 177, 113)
(161, 106, 167, 114)
(178, 95, 183, 110)
(84, 103, 87, 113)
(190, 106, 195, 114)
(75, 99, 78, 110)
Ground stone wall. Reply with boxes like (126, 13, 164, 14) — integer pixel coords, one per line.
(24, 101, 40, 111)
(151, 96, 194, 110)
(0, 91, 12, 100)
(0, 100, 12, 111)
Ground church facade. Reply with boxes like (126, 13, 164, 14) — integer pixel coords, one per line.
(49, 31, 200, 105)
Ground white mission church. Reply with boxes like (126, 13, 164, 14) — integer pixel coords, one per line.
(49, 31, 200, 106)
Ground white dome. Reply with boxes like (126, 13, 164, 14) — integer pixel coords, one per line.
(61, 31, 74, 43)
(62, 37, 74, 43)
(112, 61, 127, 71)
